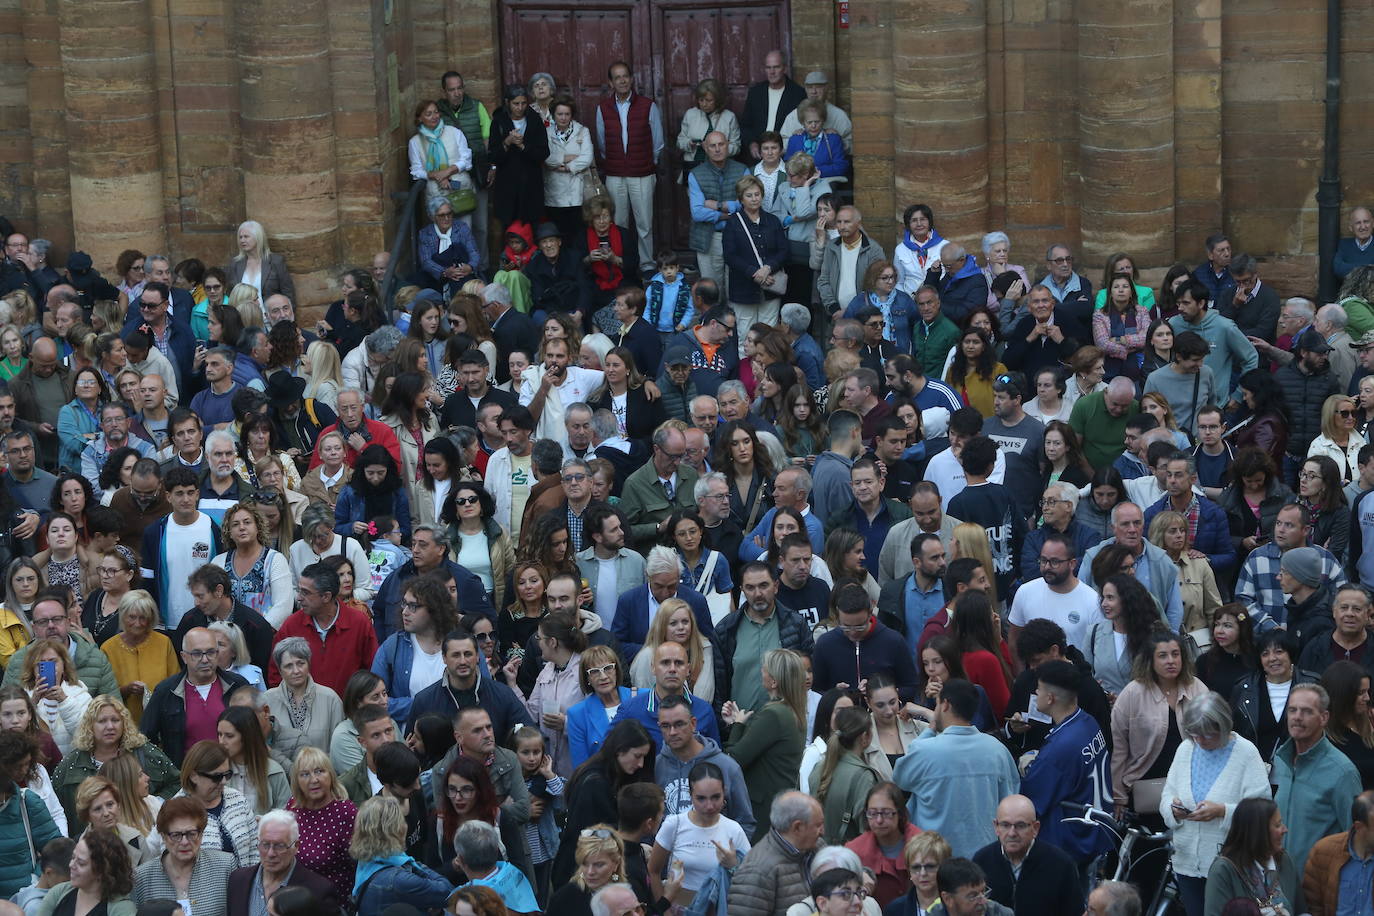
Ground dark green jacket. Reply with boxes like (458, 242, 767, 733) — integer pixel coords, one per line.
(725, 701, 804, 844)
(52, 744, 180, 832)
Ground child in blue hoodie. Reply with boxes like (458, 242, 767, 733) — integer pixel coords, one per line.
(646, 249, 693, 338)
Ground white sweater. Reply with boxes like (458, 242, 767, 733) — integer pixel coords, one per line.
(1159, 734, 1271, 877)
(30, 682, 92, 755)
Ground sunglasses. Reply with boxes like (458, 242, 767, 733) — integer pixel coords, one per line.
(199, 769, 233, 783)
(454, 495, 480, 506)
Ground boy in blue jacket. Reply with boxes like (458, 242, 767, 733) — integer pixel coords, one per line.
(645, 249, 693, 338)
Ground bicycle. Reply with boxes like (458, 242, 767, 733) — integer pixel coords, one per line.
(1063, 801, 1183, 916)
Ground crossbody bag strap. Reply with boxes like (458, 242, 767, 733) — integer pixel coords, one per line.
(696, 551, 719, 594)
(737, 211, 767, 270)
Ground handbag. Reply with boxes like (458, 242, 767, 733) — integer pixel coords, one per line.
(443, 174, 477, 215)
(696, 551, 734, 625)
(737, 212, 787, 295)
(582, 168, 608, 203)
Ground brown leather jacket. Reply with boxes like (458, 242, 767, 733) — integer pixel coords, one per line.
(1302, 830, 1353, 916)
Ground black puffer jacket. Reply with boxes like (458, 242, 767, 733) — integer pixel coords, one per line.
(1274, 362, 1338, 455)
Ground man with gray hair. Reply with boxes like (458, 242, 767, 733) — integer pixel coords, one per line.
(309, 387, 403, 471)
(452, 819, 540, 912)
(695, 471, 743, 573)
(682, 426, 710, 477)
(741, 465, 822, 560)
(226, 808, 340, 916)
(1273, 682, 1361, 873)
(611, 544, 715, 663)
(1085, 881, 1141, 916)
(728, 791, 825, 916)
(342, 324, 402, 396)
(1041, 242, 1093, 324)
(235, 326, 271, 391)
(620, 424, 699, 551)
(563, 402, 595, 460)
(934, 242, 990, 323)
(199, 428, 251, 516)
(590, 884, 640, 916)
(482, 282, 540, 385)
(189, 346, 241, 430)
(817, 204, 884, 318)
(689, 395, 719, 434)
(778, 301, 825, 388)
(560, 456, 595, 551)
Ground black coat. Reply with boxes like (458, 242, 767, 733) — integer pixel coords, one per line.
(488, 308, 540, 384)
(227, 863, 340, 916)
(488, 107, 549, 226)
(1221, 283, 1282, 345)
(722, 210, 788, 306)
(1230, 669, 1317, 762)
(1003, 647, 1113, 755)
(140, 669, 249, 765)
(439, 385, 516, 431)
(740, 78, 806, 152)
(1002, 312, 1088, 378)
(525, 248, 591, 316)
(590, 384, 667, 446)
(973, 837, 1084, 916)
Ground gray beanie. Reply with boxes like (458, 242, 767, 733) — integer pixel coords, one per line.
(1280, 546, 1323, 589)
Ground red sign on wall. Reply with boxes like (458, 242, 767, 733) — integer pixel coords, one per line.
(838, 0, 849, 28)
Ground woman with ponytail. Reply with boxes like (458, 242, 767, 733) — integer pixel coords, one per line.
(807, 705, 881, 845)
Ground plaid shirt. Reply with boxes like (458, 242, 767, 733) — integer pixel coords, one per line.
(567, 503, 587, 552)
(1234, 541, 1347, 629)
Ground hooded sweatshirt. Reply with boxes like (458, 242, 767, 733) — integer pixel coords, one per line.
(655, 734, 756, 837)
(1167, 308, 1259, 403)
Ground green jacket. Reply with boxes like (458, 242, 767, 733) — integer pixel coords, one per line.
(1341, 294, 1374, 339)
(725, 701, 804, 844)
(824, 498, 913, 538)
(619, 462, 700, 552)
(1273, 735, 1361, 875)
(808, 750, 880, 847)
(1203, 853, 1303, 916)
(914, 314, 960, 381)
(2, 636, 119, 700)
(37, 883, 136, 916)
(53, 744, 181, 833)
(341, 758, 375, 805)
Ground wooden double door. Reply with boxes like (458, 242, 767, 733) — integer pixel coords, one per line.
(500, 0, 792, 251)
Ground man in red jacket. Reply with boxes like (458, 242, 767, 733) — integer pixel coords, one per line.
(595, 61, 663, 275)
(307, 387, 402, 470)
(268, 562, 379, 695)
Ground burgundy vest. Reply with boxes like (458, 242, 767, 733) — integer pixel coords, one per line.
(598, 93, 655, 177)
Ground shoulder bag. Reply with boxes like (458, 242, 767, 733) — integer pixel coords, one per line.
(737, 212, 787, 295)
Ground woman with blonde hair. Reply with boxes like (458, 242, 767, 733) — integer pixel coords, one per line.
(206, 620, 263, 690)
(227, 283, 263, 331)
(1140, 391, 1191, 449)
(286, 745, 358, 897)
(629, 597, 715, 701)
(302, 340, 343, 413)
(227, 219, 295, 304)
(210, 501, 293, 626)
(1149, 510, 1221, 637)
(102, 751, 162, 844)
(547, 823, 627, 914)
(100, 590, 177, 722)
(819, 347, 860, 413)
(74, 775, 159, 866)
(52, 695, 179, 830)
(722, 647, 808, 842)
(1308, 392, 1367, 484)
(21, 637, 92, 754)
(0, 324, 26, 380)
(951, 521, 999, 607)
(349, 795, 450, 915)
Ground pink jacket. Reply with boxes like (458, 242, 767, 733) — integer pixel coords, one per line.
(523, 651, 589, 780)
(1092, 304, 1152, 360)
(1109, 677, 1210, 805)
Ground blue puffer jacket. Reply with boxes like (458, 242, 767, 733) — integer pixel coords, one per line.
(0, 784, 62, 896)
(1143, 493, 1237, 572)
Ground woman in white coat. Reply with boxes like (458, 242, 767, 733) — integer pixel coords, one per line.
(408, 99, 474, 224)
(21, 639, 93, 755)
(1159, 691, 1270, 916)
(543, 98, 595, 243)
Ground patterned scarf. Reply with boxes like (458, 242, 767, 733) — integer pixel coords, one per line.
(419, 123, 449, 173)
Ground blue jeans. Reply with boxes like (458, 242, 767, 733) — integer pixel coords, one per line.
(1176, 873, 1206, 916)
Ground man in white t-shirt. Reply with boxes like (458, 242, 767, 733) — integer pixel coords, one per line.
(924, 407, 1006, 510)
(483, 405, 537, 540)
(519, 337, 604, 448)
(148, 465, 219, 629)
(1008, 532, 1102, 662)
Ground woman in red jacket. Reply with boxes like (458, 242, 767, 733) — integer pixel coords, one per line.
(948, 590, 1013, 719)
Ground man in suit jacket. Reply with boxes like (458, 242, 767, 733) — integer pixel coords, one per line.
(611, 546, 715, 662)
(227, 810, 340, 916)
(741, 50, 807, 161)
(619, 425, 700, 551)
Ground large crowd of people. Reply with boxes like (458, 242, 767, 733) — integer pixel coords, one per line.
(0, 49, 1373, 916)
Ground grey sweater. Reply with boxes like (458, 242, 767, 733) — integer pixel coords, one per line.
(1143, 363, 1217, 435)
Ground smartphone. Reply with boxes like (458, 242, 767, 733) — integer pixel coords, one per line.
(37, 660, 55, 689)
(1171, 802, 1193, 816)
(599, 240, 610, 252)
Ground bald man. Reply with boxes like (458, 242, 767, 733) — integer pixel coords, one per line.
(1335, 205, 1374, 281)
(9, 336, 69, 470)
(141, 624, 248, 764)
(687, 131, 749, 289)
(973, 794, 1084, 916)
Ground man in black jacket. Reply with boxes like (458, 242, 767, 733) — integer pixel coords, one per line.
(482, 284, 539, 384)
(439, 349, 516, 429)
(1004, 618, 1112, 753)
(174, 564, 275, 671)
(973, 794, 1084, 916)
(141, 627, 248, 765)
(740, 50, 806, 161)
(1222, 253, 1282, 344)
(525, 222, 590, 319)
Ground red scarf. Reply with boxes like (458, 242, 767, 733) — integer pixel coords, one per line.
(587, 224, 625, 290)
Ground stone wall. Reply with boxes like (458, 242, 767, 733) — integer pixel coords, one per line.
(0, 0, 1368, 305)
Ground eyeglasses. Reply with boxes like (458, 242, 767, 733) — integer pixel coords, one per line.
(1039, 497, 1067, 508)
(199, 769, 233, 783)
(561, 473, 588, 483)
(660, 450, 686, 462)
(1049, 256, 1073, 264)
(445, 783, 476, 798)
(131, 263, 146, 271)
(32, 616, 64, 627)
(1299, 471, 1321, 481)
(74, 379, 98, 388)
(164, 830, 199, 844)
(865, 320, 884, 328)
(909, 863, 938, 874)
(473, 631, 495, 643)
(585, 663, 618, 677)
(184, 649, 217, 660)
(826, 888, 869, 902)
(865, 808, 898, 820)
(1038, 557, 1069, 568)
(957, 888, 990, 904)
(1339, 409, 1356, 418)
(995, 820, 1035, 831)
(878, 273, 897, 281)
(401, 601, 424, 612)
(840, 621, 870, 633)
(260, 841, 296, 852)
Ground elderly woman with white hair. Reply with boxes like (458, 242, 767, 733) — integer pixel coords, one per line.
(784, 845, 883, 916)
(226, 220, 295, 305)
(979, 231, 1029, 311)
(1159, 690, 1270, 916)
(263, 637, 345, 753)
(417, 197, 481, 297)
(288, 503, 376, 604)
